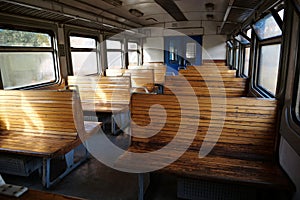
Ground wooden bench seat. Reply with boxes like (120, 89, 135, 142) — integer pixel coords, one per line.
(182, 66, 236, 77)
(68, 76, 131, 134)
(128, 65, 166, 85)
(164, 75, 248, 97)
(106, 69, 155, 92)
(68, 76, 131, 113)
(116, 93, 294, 198)
(0, 90, 101, 188)
(162, 65, 248, 97)
(186, 64, 231, 69)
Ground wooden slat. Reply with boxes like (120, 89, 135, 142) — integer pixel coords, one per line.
(68, 76, 131, 113)
(128, 65, 166, 84)
(0, 90, 100, 158)
(115, 93, 293, 191)
(106, 69, 155, 91)
(165, 72, 248, 97)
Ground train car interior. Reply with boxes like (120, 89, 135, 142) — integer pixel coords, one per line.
(0, 0, 299, 199)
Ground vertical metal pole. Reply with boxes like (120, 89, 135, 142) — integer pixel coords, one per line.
(42, 158, 51, 188)
(111, 114, 116, 135)
(138, 173, 144, 200)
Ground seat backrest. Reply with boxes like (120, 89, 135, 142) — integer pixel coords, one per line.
(0, 90, 81, 140)
(128, 65, 166, 84)
(124, 69, 155, 92)
(68, 75, 131, 105)
(130, 93, 278, 161)
(164, 75, 248, 97)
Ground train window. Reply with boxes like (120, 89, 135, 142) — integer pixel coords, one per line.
(0, 28, 56, 89)
(234, 42, 240, 70)
(246, 29, 252, 38)
(186, 42, 196, 59)
(235, 34, 250, 45)
(106, 40, 123, 69)
(253, 14, 282, 40)
(128, 42, 139, 66)
(278, 9, 284, 20)
(169, 40, 178, 62)
(243, 47, 250, 77)
(257, 44, 281, 95)
(70, 36, 98, 75)
(226, 41, 233, 67)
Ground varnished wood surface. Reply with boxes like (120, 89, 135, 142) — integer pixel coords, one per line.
(187, 64, 230, 69)
(128, 65, 166, 84)
(82, 102, 129, 113)
(164, 75, 247, 97)
(116, 93, 294, 191)
(165, 65, 247, 97)
(106, 69, 155, 91)
(0, 189, 86, 200)
(68, 76, 131, 113)
(0, 90, 101, 158)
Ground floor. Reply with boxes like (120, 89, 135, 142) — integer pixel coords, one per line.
(1, 132, 179, 200)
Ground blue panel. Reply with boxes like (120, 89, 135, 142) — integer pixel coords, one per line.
(164, 35, 202, 74)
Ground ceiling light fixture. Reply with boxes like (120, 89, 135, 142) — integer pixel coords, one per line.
(102, 0, 123, 7)
(129, 9, 144, 17)
(205, 3, 215, 11)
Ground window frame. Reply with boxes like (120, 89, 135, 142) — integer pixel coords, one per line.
(293, 63, 300, 124)
(254, 37, 282, 97)
(233, 40, 240, 70)
(279, 0, 300, 156)
(236, 29, 252, 78)
(252, 12, 283, 41)
(241, 45, 251, 78)
(251, 8, 284, 98)
(65, 26, 101, 76)
(106, 39, 124, 69)
(69, 35, 99, 76)
(128, 40, 140, 66)
(291, 20, 300, 126)
(226, 40, 234, 68)
(0, 21, 59, 89)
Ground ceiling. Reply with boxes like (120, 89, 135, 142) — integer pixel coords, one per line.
(0, 0, 278, 35)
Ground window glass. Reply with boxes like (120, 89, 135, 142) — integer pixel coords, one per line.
(235, 34, 250, 44)
(229, 48, 233, 66)
(70, 36, 98, 75)
(128, 42, 139, 65)
(258, 44, 281, 95)
(0, 52, 55, 88)
(129, 51, 138, 65)
(128, 42, 138, 50)
(278, 9, 284, 20)
(71, 52, 98, 75)
(107, 52, 122, 68)
(70, 36, 96, 48)
(169, 41, 178, 62)
(253, 14, 282, 40)
(247, 29, 252, 38)
(243, 47, 250, 77)
(0, 29, 51, 47)
(186, 42, 196, 59)
(106, 40, 121, 49)
(0, 28, 56, 89)
(234, 46, 239, 70)
(106, 39, 123, 68)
